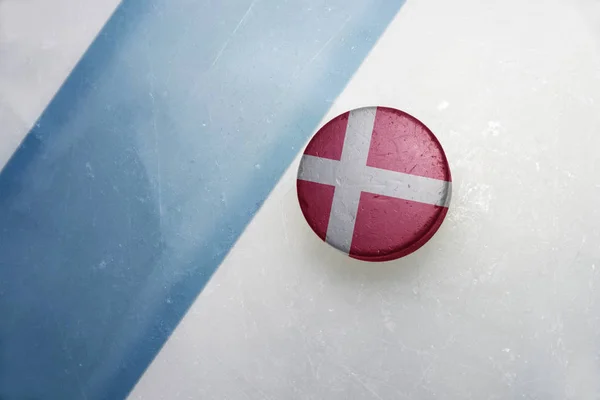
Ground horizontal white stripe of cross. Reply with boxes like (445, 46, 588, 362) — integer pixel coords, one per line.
(298, 108, 451, 254)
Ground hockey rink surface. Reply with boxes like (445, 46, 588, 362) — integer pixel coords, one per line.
(1, 0, 600, 398)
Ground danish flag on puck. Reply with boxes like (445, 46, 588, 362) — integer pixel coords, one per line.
(297, 106, 452, 262)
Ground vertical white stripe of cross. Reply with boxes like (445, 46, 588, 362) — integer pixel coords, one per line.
(298, 108, 451, 254)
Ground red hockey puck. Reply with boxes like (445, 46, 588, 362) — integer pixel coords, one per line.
(297, 106, 452, 261)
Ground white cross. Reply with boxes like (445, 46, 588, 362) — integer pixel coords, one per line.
(298, 108, 451, 254)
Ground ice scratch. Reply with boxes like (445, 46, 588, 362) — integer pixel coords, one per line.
(211, 0, 257, 67)
(307, 14, 352, 65)
(341, 365, 385, 400)
(149, 89, 163, 223)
